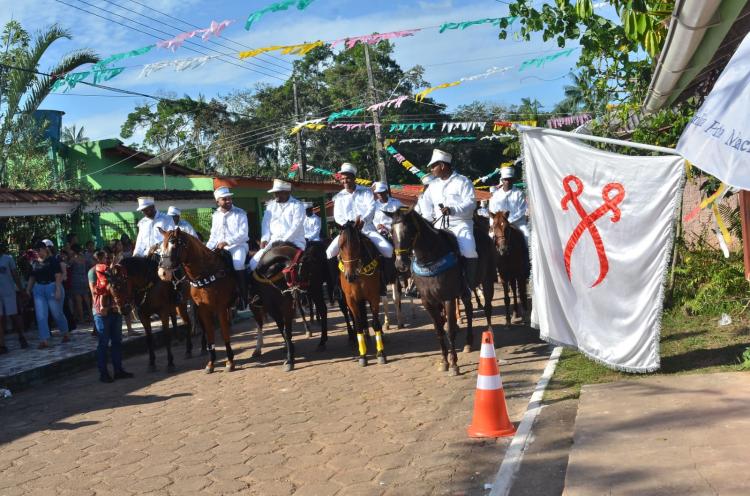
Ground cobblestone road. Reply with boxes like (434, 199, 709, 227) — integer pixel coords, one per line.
(0, 290, 550, 495)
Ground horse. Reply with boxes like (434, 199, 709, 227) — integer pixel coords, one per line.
(337, 221, 386, 367)
(388, 207, 495, 375)
(107, 256, 193, 372)
(157, 227, 261, 373)
(292, 240, 330, 340)
(491, 211, 530, 325)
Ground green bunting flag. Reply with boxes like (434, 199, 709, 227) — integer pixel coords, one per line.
(327, 108, 365, 123)
(93, 45, 155, 70)
(439, 16, 516, 34)
(245, 0, 317, 30)
(519, 48, 577, 71)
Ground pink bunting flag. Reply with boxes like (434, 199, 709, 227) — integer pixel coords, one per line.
(157, 19, 234, 51)
(331, 29, 421, 49)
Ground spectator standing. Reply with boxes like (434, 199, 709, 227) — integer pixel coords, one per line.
(88, 250, 133, 383)
(69, 244, 92, 324)
(26, 241, 69, 349)
(0, 242, 28, 353)
(84, 240, 96, 269)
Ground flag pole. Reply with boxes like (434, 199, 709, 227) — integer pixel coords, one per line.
(515, 126, 683, 156)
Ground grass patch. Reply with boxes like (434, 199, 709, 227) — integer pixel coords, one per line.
(545, 310, 750, 402)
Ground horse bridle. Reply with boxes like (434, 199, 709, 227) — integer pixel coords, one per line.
(392, 214, 422, 257)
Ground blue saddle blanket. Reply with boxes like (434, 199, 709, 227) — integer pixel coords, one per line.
(411, 252, 458, 277)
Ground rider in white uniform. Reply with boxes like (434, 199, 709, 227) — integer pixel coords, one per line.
(206, 186, 250, 307)
(420, 149, 479, 287)
(303, 202, 322, 242)
(372, 182, 403, 237)
(249, 179, 306, 271)
(414, 174, 436, 221)
(489, 165, 529, 246)
(133, 197, 175, 257)
(325, 163, 394, 260)
(167, 206, 199, 238)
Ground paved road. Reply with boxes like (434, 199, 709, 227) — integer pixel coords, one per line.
(0, 290, 550, 495)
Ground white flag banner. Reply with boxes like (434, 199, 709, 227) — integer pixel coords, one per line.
(676, 32, 750, 189)
(523, 130, 684, 372)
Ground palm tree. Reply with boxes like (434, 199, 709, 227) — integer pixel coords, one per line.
(62, 124, 88, 144)
(0, 21, 98, 182)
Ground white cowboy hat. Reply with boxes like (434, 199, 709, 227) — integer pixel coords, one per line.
(268, 179, 292, 193)
(167, 206, 181, 216)
(213, 186, 233, 200)
(500, 166, 515, 180)
(427, 149, 452, 168)
(372, 181, 388, 194)
(137, 196, 155, 211)
(42, 239, 55, 248)
(421, 174, 437, 185)
(339, 162, 357, 175)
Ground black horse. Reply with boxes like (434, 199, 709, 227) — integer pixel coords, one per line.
(491, 211, 530, 325)
(388, 207, 495, 375)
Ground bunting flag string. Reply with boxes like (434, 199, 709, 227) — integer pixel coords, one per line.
(473, 168, 500, 185)
(459, 66, 512, 82)
(367, 95, 409, 112)
(245, 0, 317, 30)
(493, 120, 537, 131)
(385, 145, 427, 178)
(238, 40, 323, 59)
(398, 138, 436, 144)
(439, 136, 477, 143)
(139, 55, 214, 78)
(712, 203, 732, 258)
(439, 16, 516, 33)
(546, 113, 592, 128)
(389, 122, 436, 132)
(331, 29, 421, 49)
(331, 123, 380, 131)
(290, 118, 326, 135)
(51, 67, 126, 92)
(415, 81, 461, 102)
(303, 164, 372, 185)
(327, 108, 365, 123)
(93, 45, 154, 70)
(157, 19, 234, 51)
(519, 47, 577, 71)
(683, 182, 728, 223)
(441, 121, 487, 133)
(481, 134, 514, 140)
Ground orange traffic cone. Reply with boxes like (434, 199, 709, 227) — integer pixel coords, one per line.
(467, 329, 516, 438)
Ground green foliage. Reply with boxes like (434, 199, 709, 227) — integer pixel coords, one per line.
(739, 347, 750, 370)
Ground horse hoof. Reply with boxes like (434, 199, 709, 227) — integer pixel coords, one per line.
(463, 345, 472, 353)
(204, 365, 214, 374)
(384, 323, 390, 331)
(225, 362, 235, 372)
(438, 362, 448, 372)
(377, 355, 387, 365)
(251, 349, 262, 359)
(398, 324, 405, 329)
(359, 357, 368, 367)
(306, 330, 313, 338)
(449, 365, 459, 376)
(283, 362, 294, 372)
(167, 363, 176, 373)
(148, 364, 157, 373)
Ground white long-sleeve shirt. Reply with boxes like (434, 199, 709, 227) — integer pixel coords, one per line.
(415, 191, 434, 222)
(333, 185, 377, 232)
(260, 196, 306, 250)
(422, 172, 476, 225)
(374, 197, 403, 232)
(489, 187, 528, 224)
(304, 214, 321, 241)
(134, 211, 175, 257)
(206, 206, 249, 250)
(174, 219, 198, 238)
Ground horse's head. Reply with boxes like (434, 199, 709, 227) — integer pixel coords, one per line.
(387, 206, 418, 273)
(158, 227, 186, 281)
(338, 221, 362, 283)
(106, 264, 133, 314)
(492, 211, 512, 256)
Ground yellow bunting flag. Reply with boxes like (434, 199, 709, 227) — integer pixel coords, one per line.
(415, 81, 461, 102)
(239, 41, 323, 59)
(711, 202, 733, 251)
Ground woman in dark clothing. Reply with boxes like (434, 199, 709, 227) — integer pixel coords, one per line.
(26, 241, 70, 349)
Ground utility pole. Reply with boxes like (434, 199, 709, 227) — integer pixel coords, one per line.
(292, 77, 306, 180)
(363, 44, 387, 184)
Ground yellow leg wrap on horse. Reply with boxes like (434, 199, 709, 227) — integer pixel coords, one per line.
(375, 331, 384, 353)
(357, 333, 367, 356)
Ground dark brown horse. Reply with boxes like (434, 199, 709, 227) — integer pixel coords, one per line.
(107, 256, 193, 371)
(491, 211, 530, 325)
(158, 228, 260, 373)
(337, 222, 386, 367)
(388, 207, 495, 375)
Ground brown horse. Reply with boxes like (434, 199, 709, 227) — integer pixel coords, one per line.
(491, 211, 530, 325)
(337, 221, 386, 367)
(107, 256, 192, 371)
(157, 228, 254, 373)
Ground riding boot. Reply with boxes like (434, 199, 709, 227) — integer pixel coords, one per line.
(378, 257, 388, 297)
(235, 270, 248, 310)
(464, 258, 479, 291)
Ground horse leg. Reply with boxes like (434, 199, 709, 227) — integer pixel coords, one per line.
(197, 306, 215, 373)
(338, 296, 355, 344)
(474, 288, 483, 309)
(295, 295, 312, 338)
(218, 307, 234, 372)
(176, 302, 192, 358)
(519, 277, 530, 322)
(347, 294, 367, 367)
(502, 279, 512, 327)
(141, 312, 157, 372)
(162, 312, 175, 372)
(314, 289, 328, 352)
(434, 303, 450, 372)
(394, 282, 404, 329)
(511, 278, 520, 321)
(483, 278, 494, 330)
(460, 291, 474, 353)
(446, 298, 460, 376)
(369, 295, 386, 365)
(281, 297, 296, 372)
(251, 303, 264, 358)
(381, 292, 390, 331)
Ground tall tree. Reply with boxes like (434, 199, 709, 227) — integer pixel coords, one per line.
(0, 21, 98, 185)
(62, 124, 88, 144)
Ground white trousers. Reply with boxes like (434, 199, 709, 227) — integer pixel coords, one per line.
(326, 230, 393, 259)
(515, 220, 530, 248)
(223, 244, 248, 271)
(249, 239, 306, 270)
(445, 220, 477, 259)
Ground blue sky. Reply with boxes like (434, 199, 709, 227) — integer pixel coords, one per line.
(1, 0, 615, 143)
